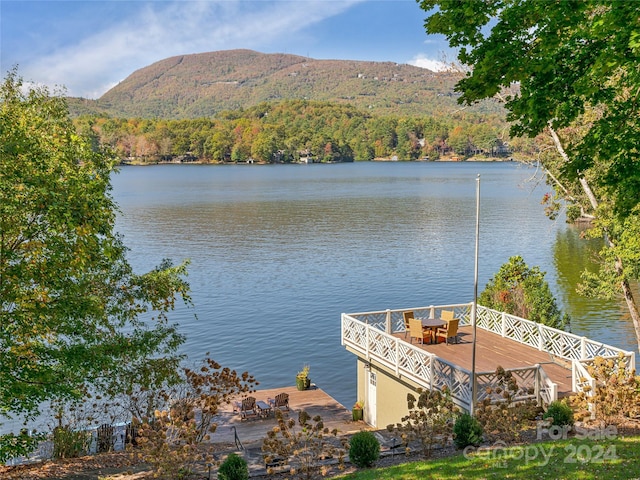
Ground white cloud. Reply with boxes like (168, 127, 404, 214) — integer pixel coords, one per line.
(20, 1, 362, 98)
(408, 54, 449, 72)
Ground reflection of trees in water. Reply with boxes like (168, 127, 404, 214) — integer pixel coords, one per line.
(553, 224, 625, 330)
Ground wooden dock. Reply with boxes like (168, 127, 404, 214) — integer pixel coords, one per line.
(212, 386, 363, 446)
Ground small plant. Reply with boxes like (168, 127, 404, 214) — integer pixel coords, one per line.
(474, 366, 540, 444)
(353, 400, 364, 410)
(262, 409, 347, 479)
(543, 400, 574, 428)
(453, 413, 483, 449)
(296, 364, 311, 390)
(348, 431, 380, 468)
(218, 452, 249, 480)
(386, 387, 458, 458)
(570, 354, 640, 425)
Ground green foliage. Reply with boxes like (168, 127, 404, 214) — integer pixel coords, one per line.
(0, 70, 191, 423)
(0, 430, 45, 464)
(74, 97, 523, 165)
(52, 426, 91, 459)
(452, 413, 483, 449)
(474, 367, 540, 444)
(418, 0, 640, 348)
(543, 400, 574, 428)
(479, 256, 570, 329)
(348, 431, 380, 468)
(262, 410, 348, 479)
(218, 452, 249, 480)
(386, 388, 457, 458)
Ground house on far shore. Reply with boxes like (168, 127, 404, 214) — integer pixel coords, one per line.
(341, 302, 634, 429)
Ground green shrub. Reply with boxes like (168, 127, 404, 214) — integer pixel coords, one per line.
(543, 400, 574, 427)
(218, 452, 249, 480)
(52, 426, 91, 459)
(453, 413, 483, 449)
(348, 431, 380, 468)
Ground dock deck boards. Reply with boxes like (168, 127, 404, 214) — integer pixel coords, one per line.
(212, 386, 361, 446)
(393, 325, 574, 396)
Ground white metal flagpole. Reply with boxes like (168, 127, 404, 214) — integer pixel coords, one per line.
(470, 174, 480, 416)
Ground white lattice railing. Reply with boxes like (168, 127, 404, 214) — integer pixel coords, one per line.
(343, 302, 636, 410)
(342, 313, 558, 411)
(572, 359, 596, 398)
(475, 305, 635, 368)
(345, 303, 634, 370)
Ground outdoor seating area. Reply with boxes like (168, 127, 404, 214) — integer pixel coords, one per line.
(233, 392, 290, 420)
(406, 309, 461, 345)
(342, 303, 635, 422)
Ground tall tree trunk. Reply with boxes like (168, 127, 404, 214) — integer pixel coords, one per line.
(548, 125, 640, 352)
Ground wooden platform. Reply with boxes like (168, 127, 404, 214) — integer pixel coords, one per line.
(211, 386, 363, 446)
(394, 325, 574, 396)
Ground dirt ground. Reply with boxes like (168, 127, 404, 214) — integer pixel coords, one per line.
(0, 446, 448, 480)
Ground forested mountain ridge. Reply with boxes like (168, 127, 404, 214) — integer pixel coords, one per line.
(68, 49, 504, 119)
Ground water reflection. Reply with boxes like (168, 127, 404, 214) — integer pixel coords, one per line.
(554, 225, 638, 355)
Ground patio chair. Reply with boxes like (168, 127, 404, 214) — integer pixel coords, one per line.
(403, 311, 415, 338)
(435, 318, 460, 344)
(440, 310, 455, 321)
(269, 393, 290, 413)
(238, 396, 258, 420)
(409, 318, 432, 345)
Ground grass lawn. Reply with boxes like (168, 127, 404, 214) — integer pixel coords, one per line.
(336, 436, 640, 479)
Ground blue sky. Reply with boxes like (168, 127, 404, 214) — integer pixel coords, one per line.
(1, 0, 454, 99)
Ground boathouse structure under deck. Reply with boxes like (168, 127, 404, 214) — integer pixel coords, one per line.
(341, 303, 635, 428)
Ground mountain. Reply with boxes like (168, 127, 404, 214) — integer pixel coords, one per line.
(69, 49, 504, 119)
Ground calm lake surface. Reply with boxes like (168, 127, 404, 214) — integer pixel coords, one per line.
(110, 161, 638, 411)
(5, 161, 639, 436)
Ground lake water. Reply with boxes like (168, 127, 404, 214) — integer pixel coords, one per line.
(3, 161, 638, 435)
(111, 161, 638, 410)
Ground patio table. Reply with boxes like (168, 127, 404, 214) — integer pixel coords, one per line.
(419, 318, 445, 343)
(256, 400, 272, 418)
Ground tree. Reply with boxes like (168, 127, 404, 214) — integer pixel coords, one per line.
(418, 0, 640, 350)
(133, 355, 257, 479)
(0, 71, 191, 428)
(479, 256, 570, 329)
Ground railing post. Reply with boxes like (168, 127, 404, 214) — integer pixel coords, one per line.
(385, 309, 392, 334)
(365, 323, 370, 360)
(471, 372, 478, 415)
(538, 324, 544, 351)
(501, 311, 506, 337)
(534, 364, 541, 404)
(429, 305, 435, 319)
(429, 357, 434, 390)
(340, 314, 345, 346)
(395, 338, 400, 376)
(581, 337, 586, 360)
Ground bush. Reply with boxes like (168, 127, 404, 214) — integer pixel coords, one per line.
(349, 431, 380, 468)
(543, 400, 574, 427)
(453, 413, 483, 449)
(218, 452, 249, 480)
(52, 426, 91, 459)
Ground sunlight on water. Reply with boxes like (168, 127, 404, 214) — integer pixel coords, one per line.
(3, 162, 636, 435)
